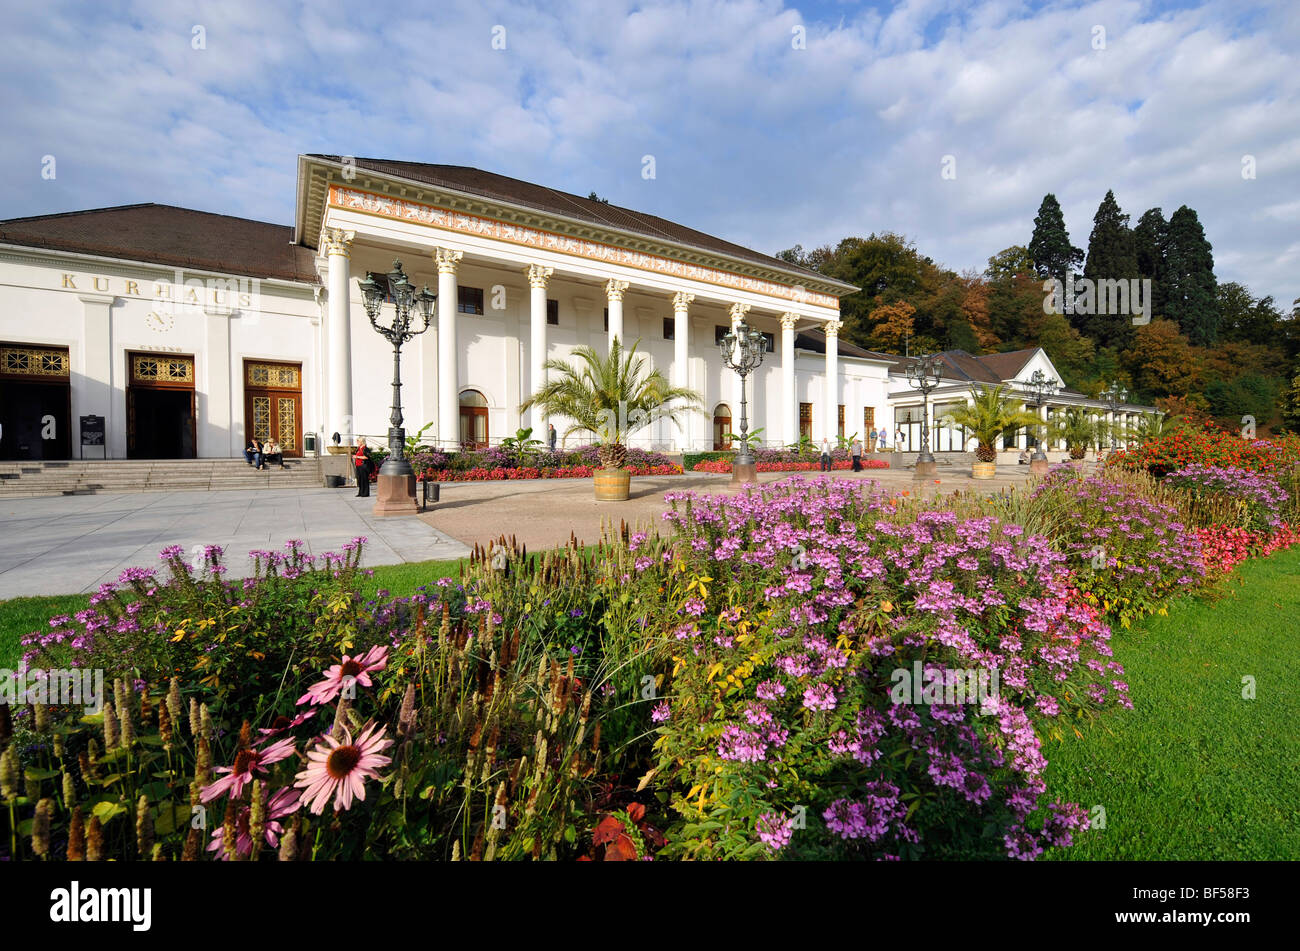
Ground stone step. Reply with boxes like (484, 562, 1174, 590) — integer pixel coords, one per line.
(0, 456, 326, 497)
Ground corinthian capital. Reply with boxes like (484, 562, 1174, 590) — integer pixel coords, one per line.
(605, 279, 629, 302)
(824, 319, 844, 337)
(728, 302, 751, 326)
(322, 228, 356, 257)
(671, 291, 695, 311)
(434, 247, 464, 274)
(525, 263, 554, 289)
(780, 312, 799, 330)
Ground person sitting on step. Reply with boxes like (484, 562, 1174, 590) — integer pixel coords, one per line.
(245, 437, 262, 467)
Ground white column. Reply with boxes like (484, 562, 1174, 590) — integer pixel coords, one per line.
(324, 228, 355, 442)
(526, 264, 553, 432)
(728, 303, 750, 437)
(605, 279, 628, 351)
(780, 312, 797, 446)
(672, 291, 693, 451)
(823, 320, 842, 442)
(435, 247, 463, 449)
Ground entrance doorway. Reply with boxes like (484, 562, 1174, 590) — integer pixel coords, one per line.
(243, 360, 303, 456)
(127, 352, 196, 459)
(0, 343, 71, 460)
(712, 404, 732, 450)
(459, 389, 489, 448)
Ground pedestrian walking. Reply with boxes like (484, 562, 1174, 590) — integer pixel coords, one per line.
(819, 437, 832, 472)
(353, 438, 374, 498)
(851, 437, 863, 472)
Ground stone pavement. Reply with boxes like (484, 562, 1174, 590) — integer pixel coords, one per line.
(0, 488, 471, 598)
(421, 464, 1033, 552)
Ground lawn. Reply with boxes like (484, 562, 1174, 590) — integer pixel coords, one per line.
(0, 556, 467, 670)
(1044, 544, 1300, 860)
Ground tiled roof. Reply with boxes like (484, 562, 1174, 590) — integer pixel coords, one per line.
(308, 156, 842, 287)
(0, 204, 320, 283)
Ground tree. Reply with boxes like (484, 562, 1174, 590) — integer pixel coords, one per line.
(1047, 407, 1104, 459)
(1133, 208, 1168, 317)
(1164, 205, 1219, 346)
(865, 300, 916, 352)
(587, 192, 610, 204)
(1028, 194, 1083, 286)
(1034, 312, 1095, 389)
(942, 385, 1042, 462)
(1122, 318, 1199, 398)
(520, 338, 703, 470)
(984, 247, 1045, 348)
(1082, 189, 1140, 344)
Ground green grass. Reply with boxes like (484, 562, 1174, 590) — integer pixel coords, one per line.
(0, 557, 470, 670)
(1044, 545, 1300, 860)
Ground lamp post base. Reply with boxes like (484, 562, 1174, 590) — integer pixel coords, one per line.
(1028, 457, 1050, 477)
(913, 460, 938, 480)
(372, 473, 419, 516)
(729, 462, 759, 485)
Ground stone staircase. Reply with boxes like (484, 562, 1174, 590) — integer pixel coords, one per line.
(0, 457, 324, 498)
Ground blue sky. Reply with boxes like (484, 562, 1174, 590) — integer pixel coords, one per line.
(1, 0, 1296, 307)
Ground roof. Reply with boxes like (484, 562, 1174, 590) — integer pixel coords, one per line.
(0, 204, 320, 283)
(795, 327, 886, 360)
(878, 347, 1041, 383)
(305, 155, 851, 291)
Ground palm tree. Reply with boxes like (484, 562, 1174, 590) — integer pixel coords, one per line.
(1133, 412, 1166, 442)
(942, 385, 1042, 462)
(520, 338, 703, 469)
(1048, 407, 1104, 459)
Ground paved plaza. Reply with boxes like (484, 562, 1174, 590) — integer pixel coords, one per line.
(0, 488, 471, 598)
(0, 464, 1034, 597)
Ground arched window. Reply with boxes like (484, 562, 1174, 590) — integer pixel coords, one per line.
(459, 389, 489, 448)
(712, 403, 732, 451)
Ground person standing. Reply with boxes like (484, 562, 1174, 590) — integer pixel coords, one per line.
(851, 437, 863, 472)
(353, 438, 374, 498)
(895, 427, 906, 451)
(548, 423, 557, 452)
(877, 427, 888, 451)
(819, 437, 832, 472)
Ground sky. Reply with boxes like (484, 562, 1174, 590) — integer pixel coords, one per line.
(1, 0, 1297, 308)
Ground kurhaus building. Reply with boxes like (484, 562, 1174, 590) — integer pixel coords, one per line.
(0, 154, 1149, 463)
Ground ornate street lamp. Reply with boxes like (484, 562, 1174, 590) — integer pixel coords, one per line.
(1102, 381, 1129, 451)
(905, 353, 944, 479)
(1023, 369, 1059, 476)
(719, 319, 766, 484)
(358, 260, 436, 515)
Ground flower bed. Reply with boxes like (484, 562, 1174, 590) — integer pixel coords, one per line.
(1107, 423, 1300, 477)
(417, 463, 683, 482)
(692, 458, 889, 473)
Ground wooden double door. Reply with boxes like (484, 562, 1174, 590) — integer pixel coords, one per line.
(244, 360, 303, 456)
(127, 351, 196, 459)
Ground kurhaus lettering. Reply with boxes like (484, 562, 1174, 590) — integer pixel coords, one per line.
(58, 272, 254, 309)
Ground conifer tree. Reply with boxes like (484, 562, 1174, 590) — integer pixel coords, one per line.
(1133, 208, 1169, 317)
(1164, 205, 1219, 346)
(1028, 194, 1083, 288)
(1082, 189, 1140, 343)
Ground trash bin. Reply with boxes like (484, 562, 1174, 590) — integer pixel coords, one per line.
(325, 474, 344, 488)
(304, 432, 317, 454)
(422, 480, 440, 509)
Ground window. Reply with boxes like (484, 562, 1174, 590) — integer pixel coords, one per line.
(457, 286, 484, 315)
(663, 317, 674, 340)
(761, 332, 775, 353)
(603, 307, 608, 332)
(458, 389, 489, 448)
(715, 325, 730, 345)
(799, 403, 813, 442)
(864, 407, 875, 432)
(547, 299, 559, 326)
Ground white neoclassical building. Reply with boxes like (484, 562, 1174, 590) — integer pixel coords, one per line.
(0, 154, 1150, 464)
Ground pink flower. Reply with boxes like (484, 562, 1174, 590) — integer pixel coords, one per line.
(207, 787, 300, 859)
(294, 723, 393, 814)
(296, 645, 388, 706)
(200, 737, 297, 803)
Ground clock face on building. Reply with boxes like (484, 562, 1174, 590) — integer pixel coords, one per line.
(145, 311, 174, 333)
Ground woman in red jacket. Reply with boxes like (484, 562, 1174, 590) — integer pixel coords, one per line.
(353, 439, 374, 498)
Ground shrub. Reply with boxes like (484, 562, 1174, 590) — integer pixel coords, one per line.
(648, 477, 1120, 859)
(1164, 464, 1289, 533)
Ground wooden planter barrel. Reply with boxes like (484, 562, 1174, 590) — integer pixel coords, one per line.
(971, 461, 997, 479)
(594, 467, 631, 501)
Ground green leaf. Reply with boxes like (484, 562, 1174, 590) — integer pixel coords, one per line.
(92, 800, 128, 824)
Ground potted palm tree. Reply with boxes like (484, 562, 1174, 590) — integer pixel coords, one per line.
(520, 339, 703, 501)
(1048, 407, 1103, 462)
(943, 385, 1042, 479)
